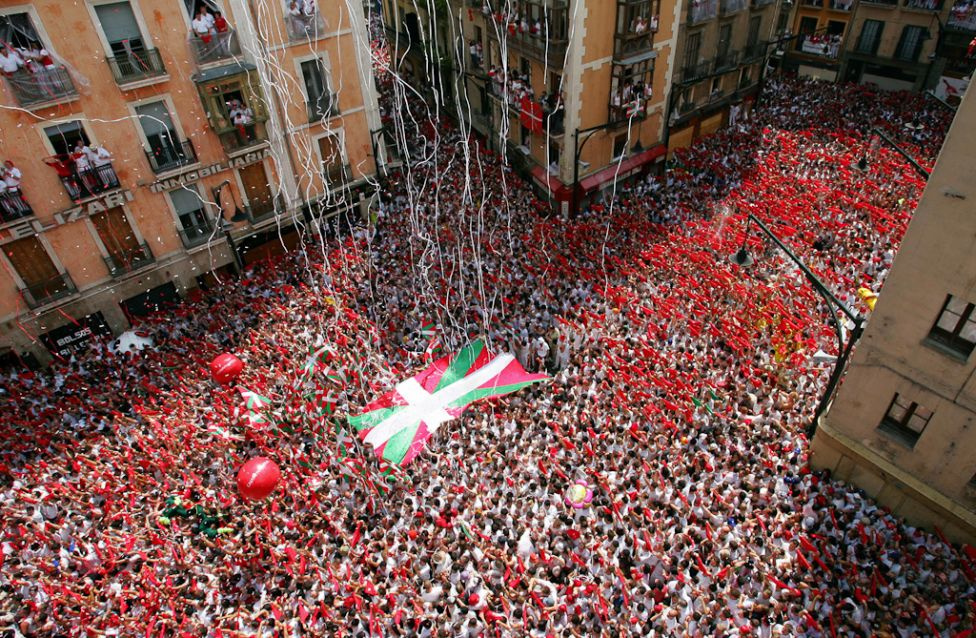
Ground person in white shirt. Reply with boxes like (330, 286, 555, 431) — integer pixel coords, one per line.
(0, 46, 23, 75)
(192, 6, 216, 43)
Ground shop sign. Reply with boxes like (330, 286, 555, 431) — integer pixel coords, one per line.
(148, 147, 272, 193)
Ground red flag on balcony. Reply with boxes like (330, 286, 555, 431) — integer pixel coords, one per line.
(520, 96, 543, 134)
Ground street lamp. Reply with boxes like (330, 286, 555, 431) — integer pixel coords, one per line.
(732, 213, 865, 435)
(212, 179, 247, 273)
(855, 127, 931, 180)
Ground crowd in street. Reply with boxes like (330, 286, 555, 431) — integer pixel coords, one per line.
(0, 48, 973, 638)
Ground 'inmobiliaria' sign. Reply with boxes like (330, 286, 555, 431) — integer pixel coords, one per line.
(148, 147, 272, 193)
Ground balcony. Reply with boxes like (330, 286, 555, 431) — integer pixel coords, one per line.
(0, 190, 33, 223)
(861, 0, 897, 5)
(714, 50, 740, 71)
(682, 60, 713, 83)
(286, 11, 326, 40)
(905, 0, 943, 8)
(800, 0, 854, 8)
(5, 67, 78, 108)
(742, 42, 767, 62)
(60, 164, 121, 202)
(688, 0, 719, 24)
(614, 32, 655, 61)
(18, 273, 77, 309)
(189, 29, 241, 66)
(178, 221, 216, 248)
(104, 242, 155, 277)
(948, 1, 976, 30)
(145, 139, 198, 174)
(720, 0, 748, 13)
(797, 34, 843, 58)
(307, 94, 340, 122)
(106, 48, 167, 85)
(216, 118, 269, 155)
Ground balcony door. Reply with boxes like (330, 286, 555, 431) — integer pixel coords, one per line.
(238, 162, 275, 217)
(91, 206, 141, 269)
(4, 236, 64, 298)
(301, 58, 335, 119)
(136, 101, 183, 168)
(44, 121, 90, 156)
(317, 134, 345, 184)
(95, 2, 146, 57)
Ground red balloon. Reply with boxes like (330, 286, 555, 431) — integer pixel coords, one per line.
(210, 353, 244, 385)
(237, 457, 281, 500)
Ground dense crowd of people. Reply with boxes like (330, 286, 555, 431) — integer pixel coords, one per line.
(1, 34, 973, 638)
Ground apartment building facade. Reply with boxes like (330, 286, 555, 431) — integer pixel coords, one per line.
(667, 0, 781, 152)
(383, 0, 678, 214)
(837, 0, 974, 92)
(811, 86, 976, 544)
(0, 0, 382, 366)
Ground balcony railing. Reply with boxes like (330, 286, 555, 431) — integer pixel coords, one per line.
(800, 0, 854, 8)
(797, 34, 843, 58)
(948, 1, 976, 29)
(721, 0, 748, 13)
(104, 242, 155, 277)
(145, 139, 197, 174)
(19, 273, 77, 309)
(5, 67, 78, 108)
(0, 189, 33, 223)
(614, 32, 655, 60)
(178, 221, 215, 248)
(246, 194, 285, 222)
(861, 0, 897, 5)
(286, 11, 326, 40)
(189, 29, 241, 66)
(307, 95, 340, 122)
(682, 60, 713, 82)
(60, 164, 121, 202)
(689, 0, 719, 24)
(216, 118, 269, 154)
(486, 23, 569, 62)
(106, 48, 167, 85)
(753, 0, 776, 6)
(743, 42, 766, 62)
(714, 49, 740, 71)
(904, 0, 943, 8)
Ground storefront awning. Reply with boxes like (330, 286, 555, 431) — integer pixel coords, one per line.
(192, 61, 256, 84)
(528, 165, 572, 201)
(579, 145, 666, 193)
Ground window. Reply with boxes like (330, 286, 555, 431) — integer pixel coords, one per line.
(684, 32, 701, 71)
(91, 206, 149, 274)
(301, 58, 336, 120)
(612, 134, 627, 159)
(878, 393, 933, 447)
(136, 101, 189, 171)
(94, 2, 145, 56)
(857, 19, 884, 55)
(44, 120, 89, 156)
(928, 294, 976, 358)
(169, 186, 212, 246)
(747, 16, 761, 48)
(238, 162, 275, 218)
(4, 236, 73, 307)
(718, 23, 732, 58)
(317, 134, 346, 184)
(895, 25, 926, 61)
(610, 59, 653, 122)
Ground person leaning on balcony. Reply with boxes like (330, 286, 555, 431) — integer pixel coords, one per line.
(213, 11, 231, 56)
(0, 45, 24, 76)
(0, 161, 27, 217)
(43, 155, 81, 202)
(192, 5, 216, 44)
(90, 145, 117, 189)
(287, 1, 303, 32)
(72, 140, 100, 195)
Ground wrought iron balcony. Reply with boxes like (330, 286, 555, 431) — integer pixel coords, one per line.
(720, 0, 748, 14)
(0, 189, 33, 223)
(682, 60, 713, 83)
(178, 221, 216, 248)
(307, 94, 340, 122)
(145, 139, 198, 174)
(216, 118, 269, 154)
(104, 242, 155, 277)
(904, 0, 943, 9)
(614, 31, 655, 60)
(800, 0, 854, 8)
(742, 43, 767, 62)
(106, 48, 167, 85)
(60, 164, 121, 202)
(18, 273, 77, 309)
(714, 50, 740, 71)
(5, 67, 78, 108)
(286, 11, 326, 40)
(688, 0, 719, 24)
(189, 29, 241, 66)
